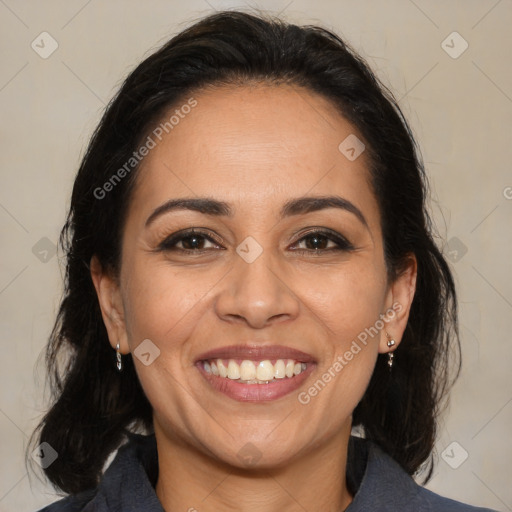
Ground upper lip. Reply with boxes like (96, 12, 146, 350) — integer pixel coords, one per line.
(195, 344, 316, 363)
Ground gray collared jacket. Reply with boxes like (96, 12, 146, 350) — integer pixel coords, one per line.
(37, 433, 499, 511)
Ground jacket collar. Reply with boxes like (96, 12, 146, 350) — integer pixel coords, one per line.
(90, 432, 423, 512)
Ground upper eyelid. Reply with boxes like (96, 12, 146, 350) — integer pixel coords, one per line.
(290, 230, 354, 251)
(159, 228, 353, 250)
(158, 229, 223, 248)
(292, 227, 349, 240)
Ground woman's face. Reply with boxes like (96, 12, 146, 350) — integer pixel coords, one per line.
(93, 83, 415, 468)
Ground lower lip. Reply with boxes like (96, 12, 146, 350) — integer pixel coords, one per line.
(196, 362, 316, 402)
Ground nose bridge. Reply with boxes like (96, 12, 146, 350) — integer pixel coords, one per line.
(214, 242, 299, 328)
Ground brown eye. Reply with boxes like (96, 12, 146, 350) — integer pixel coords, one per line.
(178, 234, 210, 250)
(300, 233, 335, 250)
(158, 229, 224, 253)
(290, 229, 354, 253)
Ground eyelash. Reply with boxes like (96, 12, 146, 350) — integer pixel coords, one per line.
(157, 228, 355, 255)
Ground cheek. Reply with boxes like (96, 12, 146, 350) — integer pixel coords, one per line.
(292, 263, 386, 414)
(120, 259, 221, 356)
(295, 262, 387, 344)
(121, 251, 387, 359)
(118, 261, 222, 425)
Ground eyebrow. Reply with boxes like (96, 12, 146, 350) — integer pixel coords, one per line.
(145, 195, 369, 229)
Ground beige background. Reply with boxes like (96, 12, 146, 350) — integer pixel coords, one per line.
(1, 1, 511, 511)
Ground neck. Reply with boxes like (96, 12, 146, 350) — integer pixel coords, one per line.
(154, 423, 353, 512)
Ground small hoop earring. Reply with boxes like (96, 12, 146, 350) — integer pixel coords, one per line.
(116, 342, 122, 372)
(385, 332, 396, 370)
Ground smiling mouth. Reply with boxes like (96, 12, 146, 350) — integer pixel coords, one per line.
(194, 344, 316, 401)
(195, 358, 315, 402)
(199, 358, 308, 384)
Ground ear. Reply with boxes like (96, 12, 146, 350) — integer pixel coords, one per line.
(378, 253, 417, 354)
(90, 255, 130, 354)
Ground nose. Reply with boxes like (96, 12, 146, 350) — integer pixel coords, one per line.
(214, 250, 300, 329)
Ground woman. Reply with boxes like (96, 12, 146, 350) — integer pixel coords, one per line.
(30, 10, 498, 512)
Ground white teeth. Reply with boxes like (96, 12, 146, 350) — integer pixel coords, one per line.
(256, 360, 274, 381)
(240, 360, 256, 380)
(202, 358, 308, 383)
(274, 359, 286, 379)
(285, 360, 295, 378)
(217, 360, 227, 378)
(227, 360, 240, 380)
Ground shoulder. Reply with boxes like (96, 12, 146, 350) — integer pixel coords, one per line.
(35, 488, 98, 512)
(33, 432, 159, 512)
(349, 437, 499, 512)
(414, 485, 498, 511)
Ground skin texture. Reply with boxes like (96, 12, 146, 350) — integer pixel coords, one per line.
(91, 83, 417, 512)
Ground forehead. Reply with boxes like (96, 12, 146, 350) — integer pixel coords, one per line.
(129, 84, 380, 227)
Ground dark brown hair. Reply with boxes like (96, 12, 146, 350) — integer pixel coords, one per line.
(28, 9, 460, 495)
